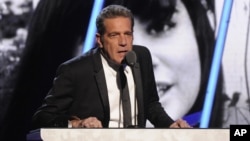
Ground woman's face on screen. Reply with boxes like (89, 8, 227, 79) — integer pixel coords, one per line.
(133, 0, 201, 120)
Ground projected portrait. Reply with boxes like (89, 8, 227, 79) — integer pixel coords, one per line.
(119, 0, 224, 127)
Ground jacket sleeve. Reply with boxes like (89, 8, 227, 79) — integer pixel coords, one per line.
(32, 63, 75, 129)
(134, 45, 174, 127)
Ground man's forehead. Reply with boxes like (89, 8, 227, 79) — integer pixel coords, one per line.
(103, 17, 132, 28)
(103, 16, 131, 23)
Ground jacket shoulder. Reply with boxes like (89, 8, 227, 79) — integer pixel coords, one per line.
(133, 45, 151, 56)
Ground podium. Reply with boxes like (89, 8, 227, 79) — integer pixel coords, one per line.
(27, 128, 229, 141)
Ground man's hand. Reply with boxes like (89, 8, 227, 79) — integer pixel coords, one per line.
(70, 116, 103, 128)
(170, 119, 192, 128)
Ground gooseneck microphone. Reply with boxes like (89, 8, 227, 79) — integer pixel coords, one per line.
(123, 51, 137, 66)
(122, 51, 140, 128)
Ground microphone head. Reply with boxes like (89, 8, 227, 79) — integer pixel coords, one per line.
(123, 51, 137, 66)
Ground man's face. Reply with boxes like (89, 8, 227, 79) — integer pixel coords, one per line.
(96, 17, 133, 64)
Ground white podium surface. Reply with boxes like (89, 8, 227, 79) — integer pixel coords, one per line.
(41, 128, 229, 141)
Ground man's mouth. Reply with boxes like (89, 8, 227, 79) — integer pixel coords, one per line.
(118, 50, 128, 53)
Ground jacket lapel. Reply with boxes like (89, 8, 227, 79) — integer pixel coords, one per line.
(132, 62, 145, 127)
(92, 48, 110, 127)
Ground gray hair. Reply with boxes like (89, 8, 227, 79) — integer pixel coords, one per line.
(96, 5, 134, 35)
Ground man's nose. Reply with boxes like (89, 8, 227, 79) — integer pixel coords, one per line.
(118, 35, 127, 46)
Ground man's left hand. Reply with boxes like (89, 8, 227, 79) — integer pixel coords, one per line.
(170, 119, 192, 128)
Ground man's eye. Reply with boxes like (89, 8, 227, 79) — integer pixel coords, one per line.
(125, 32, 132, 36)
(109, 34, 117, 38)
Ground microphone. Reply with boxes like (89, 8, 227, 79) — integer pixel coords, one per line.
(122, 50, 139, 127)
(123, 51, 137, 66)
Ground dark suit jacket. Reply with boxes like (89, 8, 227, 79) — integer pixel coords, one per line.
(32, 45, 174, 128)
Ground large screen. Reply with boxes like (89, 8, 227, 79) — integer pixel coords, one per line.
(0, 1, 249, 137)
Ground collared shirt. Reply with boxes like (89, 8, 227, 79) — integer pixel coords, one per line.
(101, 54, 137, 128)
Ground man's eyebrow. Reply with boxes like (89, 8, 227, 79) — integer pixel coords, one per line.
(108, 32, 119, 35)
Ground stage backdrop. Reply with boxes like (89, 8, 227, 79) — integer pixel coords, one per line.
(0, 1, 249, 136)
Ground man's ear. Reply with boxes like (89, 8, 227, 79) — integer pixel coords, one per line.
(96, 33, 103, 48)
